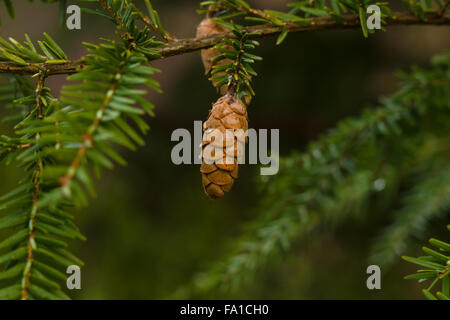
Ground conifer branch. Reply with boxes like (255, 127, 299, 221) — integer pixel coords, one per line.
(98, 0, 124, 27)
(87, 11, 450, 57)
(140, 0, 173, 41)
(22, 1, 162, 219)
(0, 11, 161, 299)
(58, 59, 125, 191)
(0, 0, 448, 300)
(403, 225, 450, 300)
(0, 11, 448, 76)
(21, 71, 46, 300)
(0, 68, 80, 300)
(0, 61, 84, 76)
(176, 54, 450, 295)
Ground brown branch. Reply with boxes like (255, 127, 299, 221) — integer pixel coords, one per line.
(159, 11, 450, 58)
(0, 60, 84, 75)
(0, 11, 448, 76)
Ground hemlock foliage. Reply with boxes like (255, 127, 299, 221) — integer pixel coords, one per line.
(0, 0, 448, 299)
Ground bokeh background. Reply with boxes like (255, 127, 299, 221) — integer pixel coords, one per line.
(0, 0, 449, 299)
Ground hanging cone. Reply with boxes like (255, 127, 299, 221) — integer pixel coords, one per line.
(196, 18, 232, 95)
(196, 18, 253, 103)
(196, 18, 227, 76)
(201, 95, 248, 199)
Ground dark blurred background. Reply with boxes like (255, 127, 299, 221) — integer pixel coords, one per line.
(0, 0, 449, 299)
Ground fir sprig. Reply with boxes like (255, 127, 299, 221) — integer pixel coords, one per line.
(0, 49, 80, 299)
(403, 225, 450, 300)
(209, 21, 261, 100)
(0, 2, 162, 299)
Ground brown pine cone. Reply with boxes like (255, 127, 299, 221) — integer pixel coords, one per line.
(196, 18, 252, 103)
(196, 18, 232, 96)
(196, 18, 228, 76)
(201, 95, 248, 199)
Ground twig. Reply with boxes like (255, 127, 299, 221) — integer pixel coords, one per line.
(98, 0, 132, 40)
(21, 72, 46, 300)
(6, 143, 33, 152)
(0, 60, 84, 75)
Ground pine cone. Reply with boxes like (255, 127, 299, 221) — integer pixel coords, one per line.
(196, 18, 229, 79)
(201, 95, 248, 199)
(196, 18, 252, 102)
